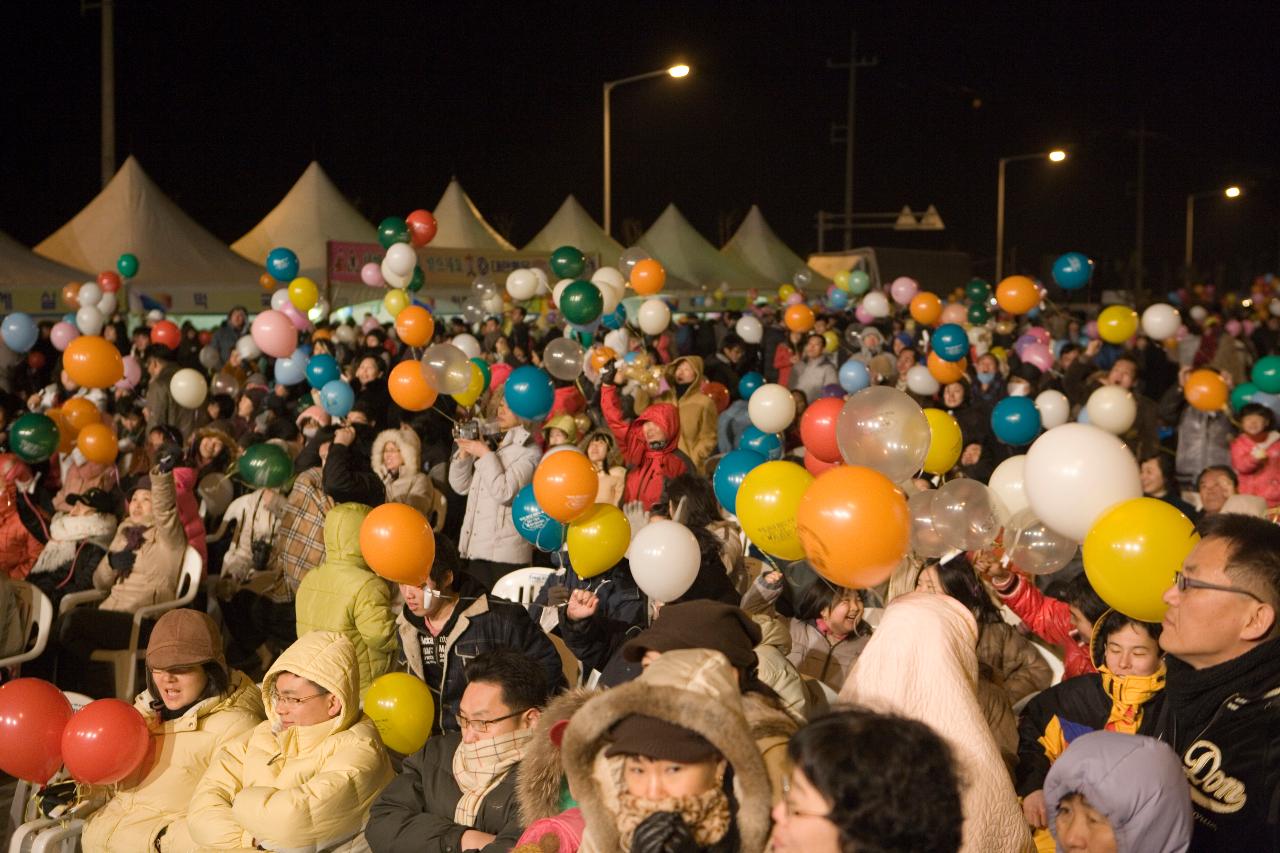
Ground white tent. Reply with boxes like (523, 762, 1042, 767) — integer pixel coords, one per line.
(523, 195, 623, 267)
(35, 156, 263, 314)
(722, 205, 815, 285)
(637, 204, 774, 292)
(0, 231, 92, 314)
(429, 179, 515, 251)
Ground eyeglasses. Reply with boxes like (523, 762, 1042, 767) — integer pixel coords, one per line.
(454, 707, 527, 734)
(149, 666, 199, 677)
(269, 690, 328, 708)
(1174, 571, 1265, 603)
(779, 777, 832, 821)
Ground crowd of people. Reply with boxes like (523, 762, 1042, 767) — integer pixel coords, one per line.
(2, 277, 1280, 853)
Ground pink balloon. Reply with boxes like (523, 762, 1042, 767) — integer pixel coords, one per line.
(114, 355, 142, 390)
(490, 361, 513, 390)
(280, 302, 311, 332)
(940, 303, 968, 325)
(889, 276, 919, 306)
(855, 305, 873, 324)
(360, 262, 385, 288)
(786, 292, 804, 306)
(1021, 342, 1055, 372)
(51, 321, 80, 352)
(1027, 326, 1051, 346)
(1084, 320, 1099, 340)
(1245, 320, 1258, 336)
(361, 317, 381, 334)
(250, 309, 298, 358)
(1226, 319, 1243, 337)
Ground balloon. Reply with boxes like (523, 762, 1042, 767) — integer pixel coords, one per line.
(150, 320, 180, 349)
(1096, 305, 1138, 344)
(618, 247, 650, 279)
(927, 351, 967, 384)
(303, 353, 340, 390)
(1185, 369, 1228, 411)
(833, 270, 851, 291)
(991, 396, 1041, 446)
(115, 253, 138, 279)
(360, 503, 436, 585)
(589, 346, 617, 372)
(505, 366, 555, 420)
(530, 448, 595, 524)
(967, 302, 990, 324)
(544, 337, 585, 382)
(377, 289, 407, 318)
(1024, 423, 1142, 543)
(377, 217, 411, 250)
(931, 477, 1000, 551)
(266, 247, 300, 282)
(940, 303, 969, 325)
(931, 324, 968, 362)
(1018, 342, 1053, 373)
(908, 489, 950, 558)
(797, 465, 909, 588)
(630, 259, 666, 296)
(1083, 497, 1199, 621)
(560, 281, 604, 326)
(799, 397, 843, 463)
(567, 503, 631, 578)
(62, 281, 82, 308)
(1141, 304, 1180, 340)
(965, 279, 992, 302)
(836, 386, 930, 483)
(272, 349, 307, 386)
(115, 355, 142, 391)
(196, 472, 234, 518)
(550, 246, 587, 280)
(784, 304, 816, 333)
(250, 310, 298, 358)
(73, 422, 117, 465)
(165, 368, 206, 409)
(360, 262, 385, 288)
(238, 442, 294, 488)
(630, 520, 701, 602)
(406, 209, 438, 247)
(365, 672, 434, 754)
(983, 456, 1029, 526)
(702, 381, 730, 413)
(922, 409, 962, 474)
(827, 288, 850, 310)
(78, 282, 103, 309)
(0, 678, 73, 783)
(53, 323, 79, 353)
(996, 276, 1040, 314)
(862, 291, 890, 318)
(1, 313, 38, 352)
(838, 359, 871, 394)
(62, 397, 100, 434)
(844, 269, 869, 294)
(506, 269, 539, 301)
(450, 333, 480, 360)
(64, 336, 123, 388)
(748, 383, 796, 434)
(1086, 386, 1137, 434)
(383, 243, 417, 279)
(889, 277, 918, 306)
(421, 344, 472, 395)
(1006, 508, 1078, 575)
(736, 315, 763, 344)
(638, 299, 671, 335)
(738, 371, 765, 399)
(905, 365, 940, 397)
(259, 272, 277, 291)
(1252, 355, 1280, 394)
(713, 449, 767, 514)
(388, 360, 439, 411)
(320, 379, 355, 418)
(736, 461, 813, 560)
(62, 699, 149, 784)
(740, 425, 784, 461)
(1231, 382, 1259, 414)
(286, 276, 318, 312)
(514, 483, 566, 552)
(1052, 252, 1093, 290)
(909, 292, 943, 325)
(1031, 390, 1068, 430)
(451, 362, 487, 408)
(236, 335, 261, 362)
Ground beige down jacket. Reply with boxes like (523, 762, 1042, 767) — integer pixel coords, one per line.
(93, 468, 186, 613)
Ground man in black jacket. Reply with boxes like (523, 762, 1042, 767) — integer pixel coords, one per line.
(1156, 513, 1280, 850)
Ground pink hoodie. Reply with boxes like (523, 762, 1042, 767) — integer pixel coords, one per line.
(172, 467, 208, 575)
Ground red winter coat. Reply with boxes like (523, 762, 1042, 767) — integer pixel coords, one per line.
(0, 455, 45, 579)
(173, 468, 208, 574)
(548, 385, 586, 420)
(1230, 431, 1280, 507)
(601, 385, 689, 511)
(994, 572, 1096, 681)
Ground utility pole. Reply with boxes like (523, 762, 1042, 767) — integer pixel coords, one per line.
(827, 30, 878, 250)
(83, 0, 115, 187)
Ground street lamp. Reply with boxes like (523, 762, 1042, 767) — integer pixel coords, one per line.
(995, 149, 1068, 283)
(603, 63, 691, 236)
(1185, 185, 1243, 277)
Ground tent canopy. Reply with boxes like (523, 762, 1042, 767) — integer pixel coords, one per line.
(0, 231, 92, 314)
(522, 195, 623, 267)
(35, 156, 263, 314)
(429, 179, 515, 251)
(637, 204, 774, 292)
(722, 205, 816, 286)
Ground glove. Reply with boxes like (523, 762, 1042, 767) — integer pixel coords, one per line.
(629, 811, 698, 853)
(156, 444, 182, 473)
(544, 584, 570, 608)
(108, 549, 137, 578)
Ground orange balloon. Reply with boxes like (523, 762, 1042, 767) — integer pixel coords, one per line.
(589, 346, 617, 371)
(785, 303, 816, 333)
(62, 398, 101, 435)
(359, 503, 436, 585)
(909, 292, 943, 325)
(45, 408, 75, 454)
(395, 306, 435, 348)
(995, 276, 1040, 315)
(64, 336, 124, 389)
(258, 272, 276, 291)
(533, 449, 598, 523)
(76, 423, 119, 464)
(796, 465, 910, 588)
(1185, 369, 1228, 412)
(630, 259, 667, 296)
(388, 360, 439, 411)
(927, 351, 968, 384)
(62, 281, 82, 308)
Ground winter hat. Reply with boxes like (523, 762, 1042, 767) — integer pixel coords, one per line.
(605, 714, 721, 763)
(67, 487, 121, 516)
(296, 405, 332, 429)
(146, 609, 227, 675)
(542, 413, 580, 444)
(621, 601, 761, 671)
(126, 474, 152, 497)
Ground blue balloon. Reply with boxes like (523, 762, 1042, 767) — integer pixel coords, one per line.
(513, 483, 565, 552)
(305, 353, 341, 389)
(266, 247, 300, 283)
(319, 379, 355, 418)
(274, 349, 309, 386)
(1, 313, 38, 352)
(506, 366, 555, 420)
(623, 351, 639, 364)
(1052, 252, 1093, 290)
(828, 289, 850, 310)
(713, 449, 768, 514)
(991, 396, 1042, 445)
(601, 305, 627, 330)
(819, 384, 846, 399)
(740, 426, 783, 460)
(1076, 407, 1090, 424)
(931, 323, 969, 362)
(838, 359, 871, 394)
(62, 313, 76, 324)
(739, 371, 765, 400)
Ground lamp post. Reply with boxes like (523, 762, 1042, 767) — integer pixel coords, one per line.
(995, 149, 1067, 283)
(1185, 186, 1242, 280)
(603, 64, 690, 236)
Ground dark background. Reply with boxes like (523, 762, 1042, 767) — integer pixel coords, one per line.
(4, 1, 1277, 294)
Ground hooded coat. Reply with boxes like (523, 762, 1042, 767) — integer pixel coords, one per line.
(93, 468, 186, 613)
(371, 427, 437, 518)
(0, 454, 43, 579)
(189, 632, 394, 852)
(81, 671, 265, 852)
(601, 385, 691, 511)
(669, 356, 719, 471)
(26, 511, 117, 606)
(295, 503, 398, 698)
(449, 424, 541, 565)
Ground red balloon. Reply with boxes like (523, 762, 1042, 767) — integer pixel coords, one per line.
(803, 452, 841, 476)
(406, 209, 438, 247)
(198, 330, 213, 346)
(0, 678, 74, 783)
(150, 320, 180, 349)
(701, 381, 730, 414)
(61, 698, 150, 785)
(97, 270, 123, 293)
(799, 396, 844, 463)
(26, 351, 46, 370)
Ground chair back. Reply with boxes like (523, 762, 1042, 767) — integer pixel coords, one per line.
(491, 568, 554, 607)
(0, 582, 53, 669)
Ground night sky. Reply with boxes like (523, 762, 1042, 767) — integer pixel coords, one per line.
(4, 1, 1277, 294)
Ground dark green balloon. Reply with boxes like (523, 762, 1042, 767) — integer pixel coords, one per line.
(965, 278, 991, 303)
(8, 413, 59, 463)
(550, 246, 586, 280)
(116, 253, 140, 278)
(407, 266, 424, 293)
(1253, 355, 1280, 394)
(470, 357, 491, 392)
(378, 217, 411, 250)
(967, 302, 990, 324)
(238, 443, 294, 488)
(560, 280, 604, 326)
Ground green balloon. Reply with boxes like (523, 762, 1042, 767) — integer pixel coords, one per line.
(1253, 355, 1280, 394)
(550, 246, 586, 280)
(238, 443, 294, 488)
(965, 278, 991, 302)
(1232, 382, 1259, 413)
(116, 253, 139, 279)
(378, 217, 411, 251)
(470, 357, 491, 392)
(560, 280, 604, 326)
(848, 269, 871, 295)
(407, 266, 425, 293)
(967, 302, 990, 324)
(8, 413, 59, 463)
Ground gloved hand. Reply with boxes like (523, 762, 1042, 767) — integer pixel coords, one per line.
(544, 583, 570, 609)
(156, 444, 183, 474)
(623, 500, 649, 540)
(108, 549, 137, 578)
(629, 811, 698, 853)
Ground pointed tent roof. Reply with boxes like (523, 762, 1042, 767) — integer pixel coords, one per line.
(35, 156, 263, 313)
(429, 179, 515, 251)
(0, 231, 91, 313)
(636, 204, 774, 292)
(523, 195, 623, 267)
(722, 205, 816, 285)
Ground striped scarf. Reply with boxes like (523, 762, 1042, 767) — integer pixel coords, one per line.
(452, 728, 533, 826)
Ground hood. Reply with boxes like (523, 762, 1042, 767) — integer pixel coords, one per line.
(323, 502, 372, 567)
(194, 427, 242, 464)
(562, 649, 772, 853)
(262, 631, 362, 735)
(750, 613, 792, 656)
(371, 427, 422, 480)
(633, 403, 680, 453)
(1045, 732, 1191, 853)
(542, 414, 580, 445)
(671, 355, 705, 397)
(517, 687, 599, 824)
(50, 511, 118, 544)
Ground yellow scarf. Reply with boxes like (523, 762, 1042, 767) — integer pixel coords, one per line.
(1099, 663, 1166, 733)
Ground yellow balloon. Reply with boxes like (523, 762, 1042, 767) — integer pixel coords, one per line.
(736, 461, 813, 560)
(383, 289, 409, 318)
(288, 276, 319, 312)
(778, 283, 796, 301)
(1097, 305, 1139, 345)
(922, 408, 962, 475)
(1082, 497, 1199, 622)
(567, 503, 631, 578)
(451, 362, 486, 407)
(823, 330, 840, 354)
(364, 672, 434, 754)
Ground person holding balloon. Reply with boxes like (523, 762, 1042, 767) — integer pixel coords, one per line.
(600, 372, 692, 513)
(985, 562, 1110, 682)
(0, 454, 44, 580)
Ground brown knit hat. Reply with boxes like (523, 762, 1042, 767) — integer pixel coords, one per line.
(146, 609, 226, 674)
(621, 601, 762, 671)
(604, 714, 721, 763)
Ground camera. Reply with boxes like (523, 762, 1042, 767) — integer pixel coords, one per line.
(453, 418, 501, 445)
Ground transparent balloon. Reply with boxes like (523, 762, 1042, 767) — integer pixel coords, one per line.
(544, 336, 586, 381)
(931, 478, 1000, 551)
(421, 343, 472, 395)
(618, 247, 650, 279)
(471, 275, 500, 298)
(793, 267, 815, 290)
(1006, 508, 1078, 575)
(908, 489, 950, 558)
(461, 297, 486, 327)
(836, 386, 931, 483)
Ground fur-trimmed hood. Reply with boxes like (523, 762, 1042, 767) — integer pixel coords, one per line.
(562, 649, 772, 853)
(49, 511, 118, 544)
(371, 427, 422, 482)
(516, 686, 599, 825)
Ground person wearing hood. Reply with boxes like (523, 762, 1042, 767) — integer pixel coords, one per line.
(665, 356, 719, 472)
(542, 412, 581, 449)
(1044, 731, 1191, 853)
(839, 593, 1035, 853)
(25, 486, 119, 612)
(601, 376, 692, 513)
(81, 610, 265, 852)
(561, 649, 773, 853)
(0, 453, 44, 579)
(582, 428, 627, 506)
(788, 334, 839, 403)
(211, 306, 249, 364)
(189, 631, 394, 851)
(372, 426, 437, 518)
(189, 425, 241, 484)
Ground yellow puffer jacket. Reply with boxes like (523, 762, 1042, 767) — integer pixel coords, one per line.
(81, 670, 265, 853)
(188, 632, 394, 852)
(295, 503, 397, 697)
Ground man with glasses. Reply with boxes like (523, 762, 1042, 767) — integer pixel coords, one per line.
(1156, 513, 1280, 850)
(366, 649, 548, 853)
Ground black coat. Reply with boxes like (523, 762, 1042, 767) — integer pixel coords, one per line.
(322, 443, 386, 506)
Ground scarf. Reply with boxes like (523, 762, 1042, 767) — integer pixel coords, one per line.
(1099, 663, 1166, 733)
(616, 787, 731, 853)
(1163, 635, 1280, 746)
(452, 727, 533, 826)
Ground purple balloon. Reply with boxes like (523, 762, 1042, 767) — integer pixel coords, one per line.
(50, 321, 80, 351)
(889, 276, 919, 306)
(1027, 326, 1051, 346)
(280, 302, 311, 332)
(1021, 342, 1055, 373)
(114, 355, 142, 390)
(819, 383, 846, 399)
(1013, 334, 1038, 357)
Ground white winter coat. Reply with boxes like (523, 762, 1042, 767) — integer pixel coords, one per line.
(448, 425, 540, 564)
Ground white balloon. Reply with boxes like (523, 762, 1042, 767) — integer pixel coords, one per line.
(1035, 390, 1070, 429)
(381, 258, 410, 289)
(97, 291, 117, 316)
(452, 333, 482, 360)
(1141, 304, 1181, 340)
(146, 309, 166, 324)
(236, 335, 261, 360)
(169, 368, 209, 409)
(384, 242, 417, 277)
(334, 324, 358, 344)
(77, 282, 102, 308)
(481, 292, 504, 315)
(1189, 305, 1208, 323)
(988, 455, 1029, 524)
(595, 277, 624, 315)
(628, 520, 701, 602)
(905, 365, 940, 396)
(1024, 423, 1142, 542)
(552, 279, 573, 308)
(507, 268, 539, 301)
(735, 315, 763, 344)
(591, 266, 626, 292)
(307, 298, 330, 324)
(271, 289, 292, 311)
(638, 299, 671, 335)
(748, 383, 797, 433)
(1086, 386, 1137, 435)
(862, 291, 890, 318)
(75, 305, 104, 335)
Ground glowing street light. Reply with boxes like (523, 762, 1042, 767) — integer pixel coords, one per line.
(668, 64, 690, 78)
(1225, 185, 1242, 199)
(1185, 185, 1244, 276)
(995, 148, 1069, 282)
(1048, 149, 1067, 162)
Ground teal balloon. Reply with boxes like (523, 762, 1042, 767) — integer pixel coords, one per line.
(265, 247, 299, 283)
(713, 449, 767, 514)
(505, 366, 555, 420)
(238, 443, 294, 488)
(514, 484, 564, 552)
(378, 217, 411, 250)
(550, 246, 586, 280)
(8, 413, 59, 463)
(1231, 382, 1259, 413)
(967, 302, 989, 324)
(116, 253, 140, 279)
(965, 279, 991, 302)
(848, 270, 871, 295)
(991, 396, 1041, 446)
(1252, 355, 1280, 394)
(740, 426, 783, 460)
(470, 357, 491, 392)
(560, 281, 603, 326)
(1052, 252, 1093, 290)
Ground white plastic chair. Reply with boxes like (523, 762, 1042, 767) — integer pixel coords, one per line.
(1033, 639, 1066, 686)
(490, 568, 553, 607)
(0, 582, 53, 672)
